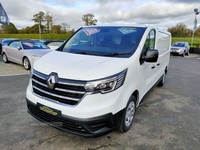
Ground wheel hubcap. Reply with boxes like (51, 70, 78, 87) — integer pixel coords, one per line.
(125, 101, 135, 127)
(24, 59, 29, 69)
(3, 54, 6, 62)
(162, 73, 166, 83)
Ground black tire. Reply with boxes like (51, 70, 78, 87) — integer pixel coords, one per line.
(182, 52, 185, 57)
(2, 53, 9, 63)
(23, 57, 31, 70)
(186, 51, 189, 56)
(118, 95, 136, 133)
(157, 72, 166, 87)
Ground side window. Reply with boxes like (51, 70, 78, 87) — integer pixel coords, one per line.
(9, 41, 20, 49)
(143, 30, 155, 50)
(140, 30, 156, 64)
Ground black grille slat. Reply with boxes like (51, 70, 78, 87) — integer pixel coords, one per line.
(32, 70, 86, 105)
(33, 88, 78, 105)
(56, 84, 85, 92)
(32, 82, 83, 99)
(32, 75, 46, 84)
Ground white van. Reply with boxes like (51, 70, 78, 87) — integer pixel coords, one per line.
(26, 25, 171, 137)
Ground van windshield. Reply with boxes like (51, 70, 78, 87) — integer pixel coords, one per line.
(62, 26, 146, 58)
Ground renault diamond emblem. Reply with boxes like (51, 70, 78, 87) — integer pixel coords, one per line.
(47, 73, 58, 89)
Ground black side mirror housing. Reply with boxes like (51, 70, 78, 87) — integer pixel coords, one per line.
(17, 46, 22, 50)
(144, 49, 159, 62)
(140, 49, 159, 64)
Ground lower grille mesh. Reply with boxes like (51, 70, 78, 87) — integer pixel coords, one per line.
(28, 104, 88, 134)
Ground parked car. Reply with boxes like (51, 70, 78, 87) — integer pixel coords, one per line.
(0, 38, 19, 55)
(170, 42, 190, 57)
(2, 40, 52, 70)
(26, 25, 171, 136)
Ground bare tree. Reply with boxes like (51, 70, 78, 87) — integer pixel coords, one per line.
(61, 23, 70, 33)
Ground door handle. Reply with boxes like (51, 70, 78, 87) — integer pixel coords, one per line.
(157, 63, 160, 66)
(151, 65, 155, 69)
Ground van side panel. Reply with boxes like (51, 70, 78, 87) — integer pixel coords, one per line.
(156, 31, 171, 78)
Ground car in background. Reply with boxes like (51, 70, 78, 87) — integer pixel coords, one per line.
(0, 38, 19, 55)
(41, 40, 64, 49)
(1, 40, 52, 70)
(170, 42, 190, 57)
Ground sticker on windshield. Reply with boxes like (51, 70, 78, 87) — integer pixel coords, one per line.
(22, 42, 34, 48)
(118, 28, 137, 34)
(83, 28, 100, 36)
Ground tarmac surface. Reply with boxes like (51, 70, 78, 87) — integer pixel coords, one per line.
(0, 54, 200, 150)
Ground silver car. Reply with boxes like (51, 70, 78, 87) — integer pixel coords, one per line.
(170, 42, 190, 57)
(2, 40, 52, 70)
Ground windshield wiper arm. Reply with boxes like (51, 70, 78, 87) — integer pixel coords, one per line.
(73, 51, 100, 56)
(103, 52, 131, 57)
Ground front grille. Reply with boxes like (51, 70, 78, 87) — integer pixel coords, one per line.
(32, 70, 86, 105)
(171, 48, 179, 50)
(28, 103, 88, 134)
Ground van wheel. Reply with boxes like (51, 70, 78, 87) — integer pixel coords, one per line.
(2, 53, 9, 63)
(157, 72, 166, 87)
(23, 57, 31, 70)
(182, 52, 185, 57)
(186, 51, 189, 56)
(118, 95, 136, 133)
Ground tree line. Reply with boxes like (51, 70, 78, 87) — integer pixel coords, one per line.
(167, 23, 200, 37)
(0, 11, 97, 34)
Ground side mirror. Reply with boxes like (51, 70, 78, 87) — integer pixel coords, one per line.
(17, 46, 22, 50)
(144, 49, 159, 62)
(140, 49, 158, 65)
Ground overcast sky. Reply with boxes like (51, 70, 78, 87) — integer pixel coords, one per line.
(1, 0, 200, 31)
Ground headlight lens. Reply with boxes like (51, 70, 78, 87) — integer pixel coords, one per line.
(32, 55, 40, 60)
(85, 69, 127, 94)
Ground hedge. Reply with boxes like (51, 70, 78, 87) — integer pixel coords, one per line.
(0, 33, 73, 40)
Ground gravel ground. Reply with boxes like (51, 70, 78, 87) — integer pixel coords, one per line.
(0, 57, 29, 76)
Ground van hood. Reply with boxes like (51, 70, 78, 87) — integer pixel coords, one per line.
(33, 51, 129, 80)
(24, 49, 52, 56)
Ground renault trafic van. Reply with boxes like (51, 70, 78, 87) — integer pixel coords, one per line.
(26, 25, 171, 137)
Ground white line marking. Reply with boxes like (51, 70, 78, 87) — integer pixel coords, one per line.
(0, 73, 29, 77)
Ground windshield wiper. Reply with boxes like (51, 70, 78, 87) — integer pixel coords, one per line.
(103, 52, 131, 57)
(73, 51, 100, 56)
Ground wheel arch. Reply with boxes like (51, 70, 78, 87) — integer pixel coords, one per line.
(131, 90, 139, 106)
(165, 66, 168, 74)
(22, 56, 28, 62)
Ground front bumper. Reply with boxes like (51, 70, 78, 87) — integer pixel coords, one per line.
(26, 98, 123, 137)
(170, 50, 184, 55)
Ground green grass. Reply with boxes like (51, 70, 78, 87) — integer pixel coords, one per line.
(0, 33, 73, 40)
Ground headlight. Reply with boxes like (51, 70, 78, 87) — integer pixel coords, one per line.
(177, 49, 184, 52)
(84, 69, 127, 94)
(32, 55, 40, 60)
